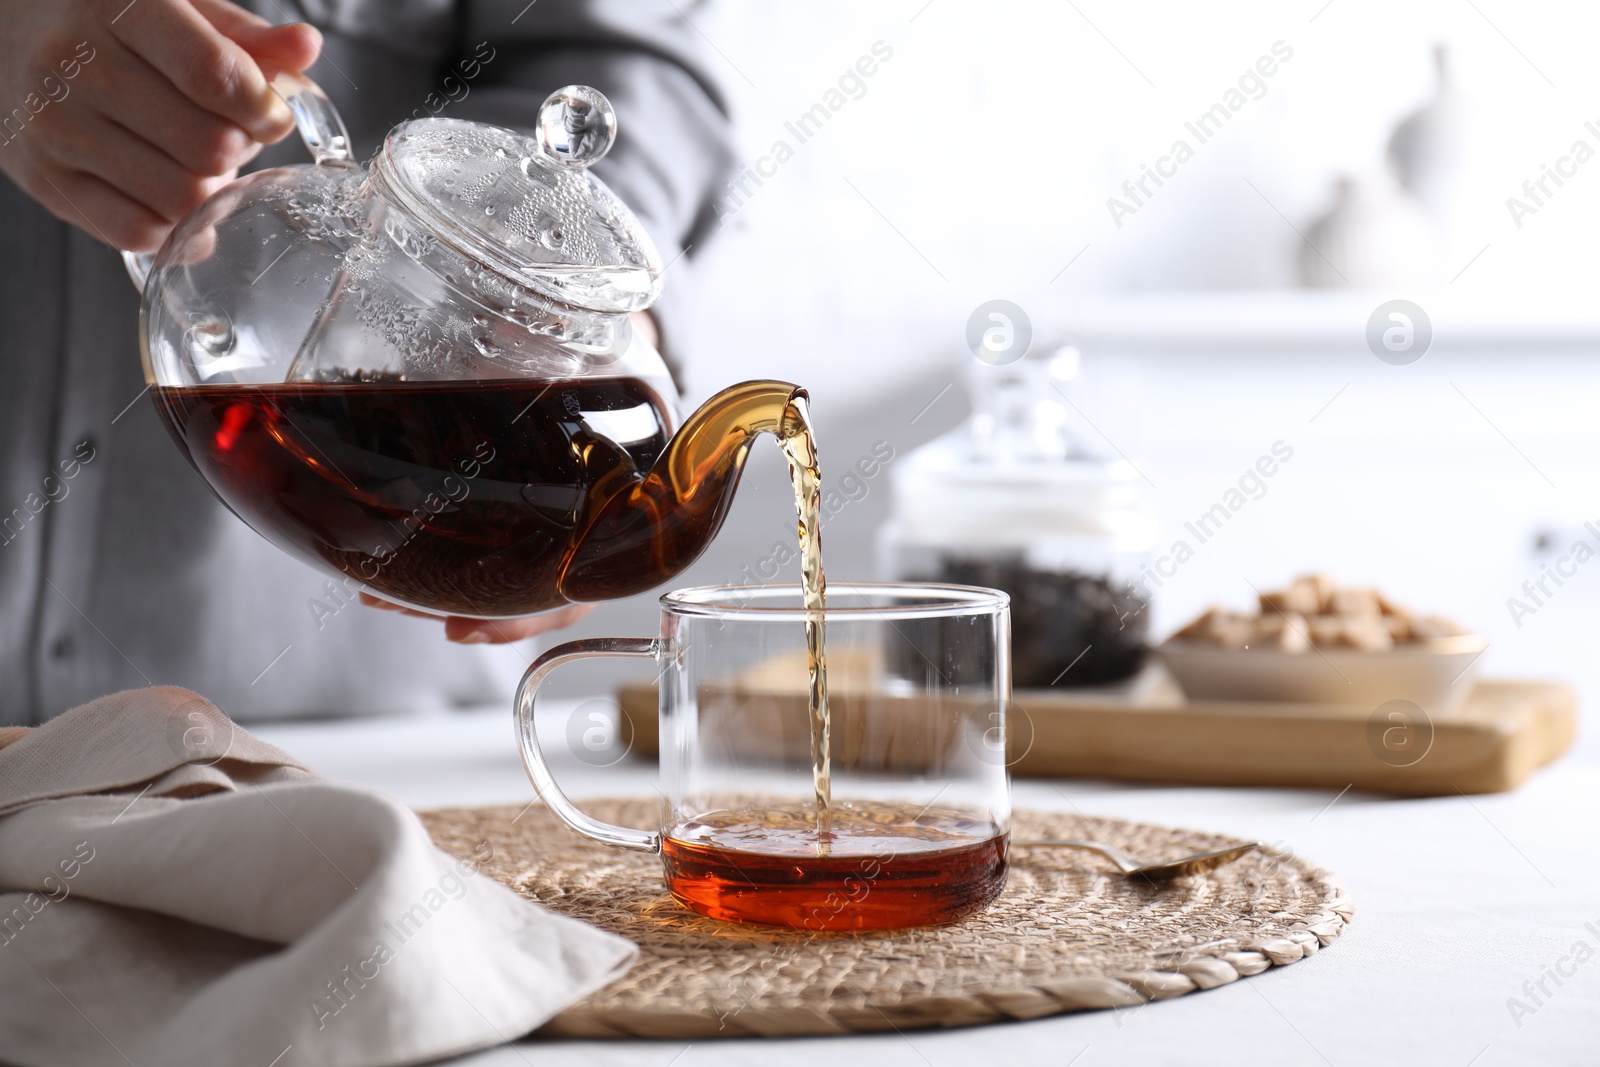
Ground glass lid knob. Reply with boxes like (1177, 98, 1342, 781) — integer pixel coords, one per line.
(535, 85, 617, 169)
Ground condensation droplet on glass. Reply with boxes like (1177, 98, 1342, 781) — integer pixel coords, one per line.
(472, 336, 500, 357)
(472, 313, 489, 326)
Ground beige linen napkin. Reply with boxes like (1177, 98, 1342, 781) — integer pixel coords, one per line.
(0, 687, 637, 1067)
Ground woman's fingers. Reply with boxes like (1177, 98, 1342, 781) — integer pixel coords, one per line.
(444, 604, 596, 644)
(76, 39, 259, 176)
(25, 165, 170, 252)
(0, 0, 315, 251)
(40, 108, 242, 223)
(106, 0, 293, 143)
(190, 0, 321, 73)
(357, 593, 596, 644)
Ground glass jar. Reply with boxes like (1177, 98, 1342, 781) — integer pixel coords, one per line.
(877, 346, 1157, 688)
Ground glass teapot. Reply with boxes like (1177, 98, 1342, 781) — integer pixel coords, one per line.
(130, 75, 805, 618)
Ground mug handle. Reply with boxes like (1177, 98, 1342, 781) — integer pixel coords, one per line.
(514, 637, 663, 852)
(122, 71, 355, 292)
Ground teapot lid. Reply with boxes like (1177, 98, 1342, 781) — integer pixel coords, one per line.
(372, 86, 664, 314)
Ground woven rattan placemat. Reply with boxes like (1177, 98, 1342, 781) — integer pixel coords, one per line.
(420, 800, 1352, 1038)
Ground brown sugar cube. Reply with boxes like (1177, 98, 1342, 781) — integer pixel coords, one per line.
(1172, 607, 1224, 641)
(1374, 590, 1413, 619)
(1260, 583, 1319, 616)
(1209, 616, 1256, 650)
(1382, 614, 1413, 643)
(1271, 613, 1311, 652)
(1315, 615, 1351, 647)
(1252, 614, 1283, 645)
(1307, 615, 1344, 648)
(1410, 615, 1466, 641)
(1256, 611, 1296, 634)
(1327, 586, 1381, 617)
(1297, 573, 1338, 613)
(1338, 614, 1394, 651)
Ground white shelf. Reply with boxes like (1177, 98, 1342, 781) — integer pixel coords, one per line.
(1057, 292, 1600, 353)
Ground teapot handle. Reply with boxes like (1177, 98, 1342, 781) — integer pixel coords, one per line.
(269, 70, 354, 167)
(122, 71, 354, 292)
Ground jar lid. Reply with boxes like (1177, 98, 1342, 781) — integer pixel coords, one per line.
(886, 343, 1157, 541)
(372, 86, 663, 313)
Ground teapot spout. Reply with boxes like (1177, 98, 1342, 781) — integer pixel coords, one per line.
(651, 378, 811, 499)
(560, 380, 808, 601)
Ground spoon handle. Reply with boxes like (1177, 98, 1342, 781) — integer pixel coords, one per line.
(1012, 839, 1140, 873)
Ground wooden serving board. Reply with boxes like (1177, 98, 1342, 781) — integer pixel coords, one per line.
(614, 666, 1576, 797)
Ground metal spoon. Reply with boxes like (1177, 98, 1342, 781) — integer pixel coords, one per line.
(1012, 838, 1261, 880)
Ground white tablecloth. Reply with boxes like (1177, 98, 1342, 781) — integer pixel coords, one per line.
(253, 701, 1600, 1067)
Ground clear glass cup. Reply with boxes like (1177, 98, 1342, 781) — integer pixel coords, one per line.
(515, 582, 1012, 930)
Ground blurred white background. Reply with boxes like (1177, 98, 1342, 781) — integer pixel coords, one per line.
(516, 0, 1600, 760)
(681, 0, 1600, 396)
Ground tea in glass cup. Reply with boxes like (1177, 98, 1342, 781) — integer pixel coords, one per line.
(515, 583, 1012, 930)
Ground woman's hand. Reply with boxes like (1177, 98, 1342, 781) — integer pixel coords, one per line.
(0, 0, 320, 252)
(359, 594, 596, 644)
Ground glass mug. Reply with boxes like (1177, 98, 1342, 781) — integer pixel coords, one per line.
(515, 583, 1012, 930)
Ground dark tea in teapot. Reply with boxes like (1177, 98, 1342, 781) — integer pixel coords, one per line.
(154, 377, 804, 617)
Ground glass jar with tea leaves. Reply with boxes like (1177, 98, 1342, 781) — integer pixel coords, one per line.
(877, 346, 1157, 688)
